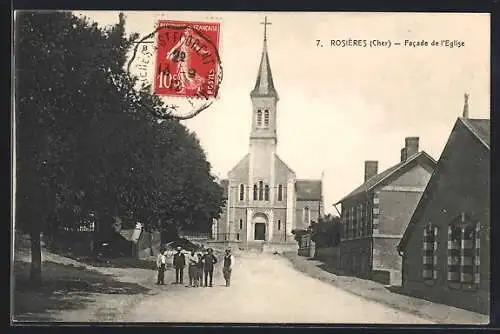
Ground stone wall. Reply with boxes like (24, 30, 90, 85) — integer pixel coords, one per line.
(315, 246, 341, 268)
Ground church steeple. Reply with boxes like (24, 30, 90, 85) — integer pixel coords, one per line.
(249, 16, 278, 145)
(250, 16, 279, 100)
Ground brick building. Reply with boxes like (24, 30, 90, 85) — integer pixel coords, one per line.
(397, 114, 490, 314)
(334, 137, 436, 285)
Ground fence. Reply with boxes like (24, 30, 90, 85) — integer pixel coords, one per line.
(179, 231, 213, 240)
(212, 232, 233, 241)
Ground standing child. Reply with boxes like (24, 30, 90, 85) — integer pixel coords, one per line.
(222, 248, 235, 287)
(156, 248, 167, 285)
(195, 253, 203, 287)
(187, 250, 198, 287)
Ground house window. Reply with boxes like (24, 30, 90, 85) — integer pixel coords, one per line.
(358, 205, 362, 237)
(258, 181, 264, 200)
(278, 220, 281, 230)
(236, 233, 240, 240)
(422, 223, 439, 282)
(361, 203, 368, 237)
(264, 185, 269, 201)
(278, 184, 283, 201)
(350, 207, 355, 239)
(447, 213, 480, 287)
(253, 184, 258, 200)
(256, 110, 262, 127)
(303, 207, 311, 225)
(344, 209, 350, 240)
(239, 184, 245, 201)
(239, 219, 243, 230)
(264, 110, 270, 127)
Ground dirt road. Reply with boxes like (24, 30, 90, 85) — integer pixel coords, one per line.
(127, 252, 434, 324)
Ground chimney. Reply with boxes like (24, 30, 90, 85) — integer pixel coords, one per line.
(400, 147, 407, 162)
(462, 92, 469, 118)
(364, 161, 378, 182)
(405, 137, 419, 159)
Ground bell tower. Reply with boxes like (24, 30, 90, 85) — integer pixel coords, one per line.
(248, 16, 279, 190)
(250, 16, 279, 144)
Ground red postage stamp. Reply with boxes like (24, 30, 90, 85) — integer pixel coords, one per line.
(154, 20, 221, 100)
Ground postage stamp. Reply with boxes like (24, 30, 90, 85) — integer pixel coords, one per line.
(155, 20, 220, 99)
(127, 19, 223, 120)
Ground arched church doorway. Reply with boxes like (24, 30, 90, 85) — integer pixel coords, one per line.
(252, 213, 268, 241)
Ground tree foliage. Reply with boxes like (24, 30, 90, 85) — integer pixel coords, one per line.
(15, 11, 225, 283)
(310, 214, 342, 248)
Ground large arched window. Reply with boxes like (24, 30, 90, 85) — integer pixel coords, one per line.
(256, 110, 262, 127)
(264, 110, 270, 127)
(303, 207, 310, 225)
(253, 184, 258, 200)
(447, 213, 480, 286)
(258, 181, 264, 201)
(264, 185, 269, 201)
(278, 184, 283, 201)
(239, 184, 245, 201)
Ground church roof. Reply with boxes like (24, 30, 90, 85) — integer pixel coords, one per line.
(335, 151, 437, 204)
(275, 154, 296, 176)
(296, 180, 322, 200)
(250, 34, 278, 99)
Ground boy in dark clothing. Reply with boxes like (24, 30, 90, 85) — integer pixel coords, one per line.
(222, 248, 235, 287)
(173, 246, 186, 284)
(202, 248, 218, 287)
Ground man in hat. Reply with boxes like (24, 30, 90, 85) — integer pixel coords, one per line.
(222, 248, 235, 287)
(202, 248, 217, 287)
(156, 248, 167, 285)
(173, 246, 186, 284)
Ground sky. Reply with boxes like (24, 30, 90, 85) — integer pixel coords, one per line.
(76, 11, 490, 214)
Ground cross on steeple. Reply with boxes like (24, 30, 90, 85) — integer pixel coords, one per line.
(260, 16, 272, 42)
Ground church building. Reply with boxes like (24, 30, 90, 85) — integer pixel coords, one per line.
(213, 18, 324, 245)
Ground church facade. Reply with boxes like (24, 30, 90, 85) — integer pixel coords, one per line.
(213, 20, 324, 244)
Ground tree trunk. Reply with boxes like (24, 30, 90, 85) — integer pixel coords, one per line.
(148, 228, 154, 256)
(30, 229, 42, 286)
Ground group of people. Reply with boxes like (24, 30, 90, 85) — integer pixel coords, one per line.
(156, 246, 235, 288)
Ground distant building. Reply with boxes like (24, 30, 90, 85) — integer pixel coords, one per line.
(335, 137, 436, 285)
(214, 19, 323, 246)
(397, 113, 490, 315)
(109, 220, 160, 258)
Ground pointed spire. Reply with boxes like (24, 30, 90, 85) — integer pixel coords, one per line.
(463, 92, 469, 118)
(251, 17, 279, 100)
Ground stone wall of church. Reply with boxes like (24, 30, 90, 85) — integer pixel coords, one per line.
(232, 208, 248, 242)
(271, 208, 288, 243)
(250, 140, 275, 181)
(295, 200, 321, 230)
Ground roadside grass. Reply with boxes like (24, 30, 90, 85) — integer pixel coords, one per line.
(12, 259, 150, 322)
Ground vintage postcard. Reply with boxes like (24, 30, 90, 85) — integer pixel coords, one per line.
(12, 11, 490, 324)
